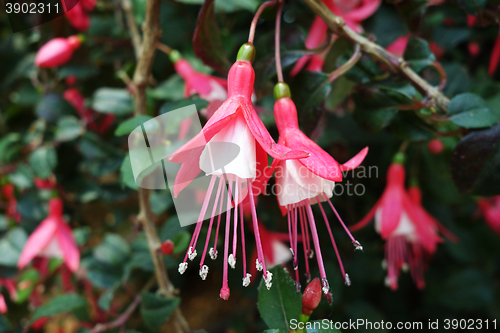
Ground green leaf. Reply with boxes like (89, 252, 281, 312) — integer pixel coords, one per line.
(83, 258, 123, 289)
(0, 133, 22, 163)
(455, 0, 486, 15)
(55, 116, 85, 142)
(159, 96, 209, 115)
(149, 75, 185, 100)
(93, 234, 131, 266)
(404, 37, 436, 72)
(0, 227, 28, 266)
(31, 294, 88, 322)
(115, 115, 152, 136)
(92, 88, 134, 116)
(290, 71, 332, 135)
(450, 123, 500, 195)
(140, 293, 180, 330)
(192, 0, 231, 74)
(16, 269, 40, 303)
(9, 164, 34, 189)
(35, 94, 74, 123)
(388, 113, 434, 141)
(29, 146, 57, 179)
(58, 65, 99, 79)
(447, 93, 498, 128)
(353, 108, 398, 134)
(257, 266, 302, 331)
(120, 154, 138, 190)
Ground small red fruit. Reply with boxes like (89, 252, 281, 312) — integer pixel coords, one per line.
(160, 240, 174, 255)
(428, 138, 444, 155)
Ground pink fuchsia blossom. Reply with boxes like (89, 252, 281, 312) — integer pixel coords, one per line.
(168, 44, 309, 300)
(291, 0, 381, 76)
(350, 155, 452, 290)
(169, 50, 228, 139)
(267, 83, 368, 294)
(18, 198, 80, 273)
(80, 0, 96, 12)
(477, 196, 500, 236)
(64, 2, 90, 32)
(35, 36, 82, 68)
(0, 279, 17, 313)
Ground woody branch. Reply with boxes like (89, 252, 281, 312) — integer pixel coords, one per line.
(126, 0, 188, 331)
(301, 0, 450, 111)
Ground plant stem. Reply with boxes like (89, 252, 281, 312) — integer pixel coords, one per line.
(328, 43, 361, 82)
(275, 0, 284, 82)
(301, 0, 450, 111)
(248, 0, 278, 44)
(128, 0, 188, 331)
(121, 0, 142, 58)
(157, 42, 172, 55)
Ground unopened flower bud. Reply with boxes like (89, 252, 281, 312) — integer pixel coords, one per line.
(301, 277, 322, 316)
(35, 36, 82, 68)
(427, 138, 444, 155)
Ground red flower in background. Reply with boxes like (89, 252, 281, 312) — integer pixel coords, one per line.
(350, 155, 456, 290)
(291, 0, 381, 76)
(63, 87, 115, 134)
(63, 0, 96, 32)
(1, 184, 20, 222)
(385, 35, 444, 58)
(477, 196, 500, 236)
(35, 36, 82, 68)
(18, 198, 80, 272)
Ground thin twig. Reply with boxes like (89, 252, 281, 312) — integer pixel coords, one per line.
(88, 278, 156, 333)
(122, 0, 142, 57)
(301, 0, 450, 111)
(248, 0, 278, 44)
(157, 42, 172, 55)
(328, 44, 361, 82)
(129, 0, 189, 331)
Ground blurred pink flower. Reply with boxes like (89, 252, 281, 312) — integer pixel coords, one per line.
(18, 198, 80, 272)
(1, 184, 20, 223)
(64, 2, 90, 32)
(351, 156, 455, 290)
(477, 196, 500, 236)
(35, 36, 82, 68)
(291, 0, 381, 76)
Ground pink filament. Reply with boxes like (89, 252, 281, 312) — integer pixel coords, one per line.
(247, 179, 267, 278)
(305, 201, 327, 285)
(200, 178, 224, 267)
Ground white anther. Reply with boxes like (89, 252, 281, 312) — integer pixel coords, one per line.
(256, 259, 263, 272)
(353, 240, 363, 251)
(321, 278, 330, 294)
(178, 262, 188, 274)
(188, 247, 197, 261)
(382, 259, 388, 270)
(209, 247, 217, 260)
(345, 273, 351, 286)
(199, 265, 209, 280)
(402, 263, 409, 272)
(242, 273, 252, 287)
(289, 247, 294, 257)
(228, 254, 236, 269)
(264, 271, 273, 290)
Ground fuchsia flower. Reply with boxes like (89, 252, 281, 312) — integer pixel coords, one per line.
(350, 154, 456, 290)
(35, 36, 82, 68)
(65, 3, 90, 31)
(1, 184, 20, 223)
(169, 50, 228, 138)
(168, 44, 309, 300)
(267, 83, 368, 294)
(477, 196, 500, 236)
(291, 0, 381, 76)
(18, 198, 80, 273)
(386, 35, 444, 59)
